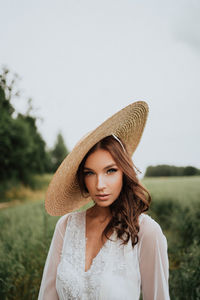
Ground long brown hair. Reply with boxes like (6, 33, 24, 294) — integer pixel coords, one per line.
(77, 135, 151, 248)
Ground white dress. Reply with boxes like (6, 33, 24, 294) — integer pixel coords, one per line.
(38, 210, 170, 300)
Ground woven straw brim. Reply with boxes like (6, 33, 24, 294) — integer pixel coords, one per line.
(45, 101, 149, 216)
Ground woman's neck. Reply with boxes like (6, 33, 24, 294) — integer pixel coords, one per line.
(87, 204, 111, 223)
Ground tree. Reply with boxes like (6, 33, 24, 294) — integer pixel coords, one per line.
(51, 133, 69, 172)
(183, 166, 198, 176)
(0, 67, 50, 187)
(144, 164, 199, 177)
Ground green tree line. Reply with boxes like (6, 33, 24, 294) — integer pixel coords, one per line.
(145, 164, 200, 177)
(0, 67, 69, 195)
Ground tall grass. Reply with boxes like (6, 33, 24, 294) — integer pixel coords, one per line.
(0, 176, 199, 299)
(143, 176, 200, 300)
(0, 174, 52, 203)
(0, 201, 58, 300)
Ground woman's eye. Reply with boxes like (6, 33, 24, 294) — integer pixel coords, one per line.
(107, 168, 118, 174)
(84, 171, 94, 176)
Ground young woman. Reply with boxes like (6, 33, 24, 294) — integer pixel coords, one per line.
(38, 101, 170, 300)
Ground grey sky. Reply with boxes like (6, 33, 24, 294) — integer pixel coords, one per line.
(1, 0, 200, 176)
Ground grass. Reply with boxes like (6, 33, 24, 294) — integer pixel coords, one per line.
(0, 175, 199, 299)
(0, 174, 53, 209)
(0, 201, 58, 300)
(142, 176, 200, 205)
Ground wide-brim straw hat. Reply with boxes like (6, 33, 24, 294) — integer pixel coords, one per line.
(45, 101, 149, 216)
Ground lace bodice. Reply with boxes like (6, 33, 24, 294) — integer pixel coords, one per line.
(38, 211, 170, 300)
(56, 210, 141, 299)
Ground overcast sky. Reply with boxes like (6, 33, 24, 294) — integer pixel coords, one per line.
(1, 0, 200, 176)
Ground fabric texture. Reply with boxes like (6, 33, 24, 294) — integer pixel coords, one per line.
(38, 210, 170, 300)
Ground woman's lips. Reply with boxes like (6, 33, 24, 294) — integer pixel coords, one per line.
(95, 194, 110, 200)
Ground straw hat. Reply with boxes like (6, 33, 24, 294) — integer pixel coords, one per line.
(45, 101, 149, 216)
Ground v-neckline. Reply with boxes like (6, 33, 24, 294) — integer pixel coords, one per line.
(83, 209, 114, 273)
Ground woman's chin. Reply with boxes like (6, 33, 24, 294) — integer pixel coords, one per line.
(94, 199, 115, 207)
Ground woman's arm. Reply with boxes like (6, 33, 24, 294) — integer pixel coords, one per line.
(38, 213, 70, 300)
(138, 214, 170, 300)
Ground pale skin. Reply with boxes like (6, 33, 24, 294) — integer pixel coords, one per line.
(83, 148, 123, 272)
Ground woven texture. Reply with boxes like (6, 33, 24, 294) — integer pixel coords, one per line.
(45, 101, 149, 216)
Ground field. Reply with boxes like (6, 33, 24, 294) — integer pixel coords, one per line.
(143, 176, 200, 204)
(0, 176, 200, 300)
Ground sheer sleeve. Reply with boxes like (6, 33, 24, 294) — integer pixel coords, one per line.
(138, 214, 170, 300)
(38, 213, 70, 300)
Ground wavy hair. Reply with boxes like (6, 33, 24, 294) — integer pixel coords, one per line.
(77, 135, 151, 248)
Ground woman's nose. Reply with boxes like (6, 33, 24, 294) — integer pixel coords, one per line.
(96, 175, 106, 190)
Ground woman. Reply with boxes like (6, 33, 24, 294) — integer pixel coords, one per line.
(38, 101, 170, 300)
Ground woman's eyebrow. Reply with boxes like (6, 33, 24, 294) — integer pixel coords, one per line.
(83, 167, 93, 170)
(104, 164, 117, 170)
(83, 164, 117, 171)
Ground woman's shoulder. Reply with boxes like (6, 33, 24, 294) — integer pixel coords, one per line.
(55, 210, 85, 234)
(137, 213, 168, 261)
(138, 213, 165, 241)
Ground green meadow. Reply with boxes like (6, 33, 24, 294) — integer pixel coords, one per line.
(0, 176, 199, 300)
(143, 176, 200, 204)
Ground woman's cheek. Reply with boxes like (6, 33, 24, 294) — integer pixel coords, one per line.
(115, 174, 123, 190)
(85, 177, 94, 192)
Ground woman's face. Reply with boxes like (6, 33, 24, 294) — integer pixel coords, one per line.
(83, 148, 123, 207)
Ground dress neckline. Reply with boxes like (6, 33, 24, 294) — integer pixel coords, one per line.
(83, 209, 114, 273)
